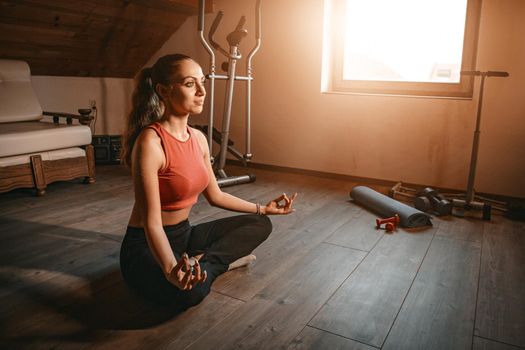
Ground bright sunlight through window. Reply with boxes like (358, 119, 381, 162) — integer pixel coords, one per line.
(343, 0, 468, 83)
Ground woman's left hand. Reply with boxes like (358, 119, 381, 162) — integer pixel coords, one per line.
(167, 253, 207, 290)
(263, 192, 297, 215)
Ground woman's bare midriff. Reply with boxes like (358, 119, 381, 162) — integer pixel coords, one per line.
(128, 203, 193, 227)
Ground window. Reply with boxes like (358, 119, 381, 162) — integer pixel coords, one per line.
(322, 0, 482, 98)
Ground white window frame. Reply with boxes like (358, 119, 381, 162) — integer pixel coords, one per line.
(322, 0, 482, 98)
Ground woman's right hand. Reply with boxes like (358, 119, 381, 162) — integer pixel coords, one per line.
(167, 253, 207, 290)
(264, 192, 298, 215)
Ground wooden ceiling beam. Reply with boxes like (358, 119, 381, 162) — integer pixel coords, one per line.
(0, 0, 211, 77)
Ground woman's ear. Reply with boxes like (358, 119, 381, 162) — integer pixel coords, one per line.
(155, 83, 168, 100)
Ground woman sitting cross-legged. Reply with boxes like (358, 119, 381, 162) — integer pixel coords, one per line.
(119, 53, 297, 310)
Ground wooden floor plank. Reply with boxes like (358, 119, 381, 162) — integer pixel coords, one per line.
(473, 336, 525, 350)
(382, 235, 481, 350)
(0, 218, 121, 263)
(287, 326, 377, 350)
(435, 216, 484, 243)
(0, 238, 119, 302)
(1, 255, 120, 330)
(0, 166, 133, 219)
(186, 243, 366, 350)
(475, 218, 525, 348)
(310, 225, 434, 347)
(324, 207, 385, 251)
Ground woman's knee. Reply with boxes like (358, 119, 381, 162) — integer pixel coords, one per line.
(255, 214, 272, 240)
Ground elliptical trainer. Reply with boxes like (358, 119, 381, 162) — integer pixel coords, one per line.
(198, 0, 262, 187)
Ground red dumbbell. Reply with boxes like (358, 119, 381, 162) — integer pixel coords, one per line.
(385, 222, 396, 232)
(376, 214, 400, 232)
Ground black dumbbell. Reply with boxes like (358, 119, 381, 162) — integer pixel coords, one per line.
(414, 196, 432, 212)
(414, 187, 452, 216)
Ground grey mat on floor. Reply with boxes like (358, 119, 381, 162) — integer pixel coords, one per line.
(350, 186, 432, 228)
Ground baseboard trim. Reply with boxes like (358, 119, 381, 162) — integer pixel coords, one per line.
(226, 159, 524, 202)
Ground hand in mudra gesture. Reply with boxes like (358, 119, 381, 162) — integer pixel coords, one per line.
(167, 253, 207, 290)
(265, 192, 298, 215)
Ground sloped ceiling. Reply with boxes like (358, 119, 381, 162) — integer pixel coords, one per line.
(0, 0, 212, 78)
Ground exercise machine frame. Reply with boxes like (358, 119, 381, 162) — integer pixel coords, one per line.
(449, 70, 509, 219)
(390, 70, 510, 220)
(198, 0, 262, 187)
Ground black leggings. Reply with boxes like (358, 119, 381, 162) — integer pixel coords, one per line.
(120, 214, 272, 310)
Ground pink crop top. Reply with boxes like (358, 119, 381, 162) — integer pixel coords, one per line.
(146, 122, 209, 211)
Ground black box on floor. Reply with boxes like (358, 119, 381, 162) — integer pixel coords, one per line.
(92, 135, 122, 164)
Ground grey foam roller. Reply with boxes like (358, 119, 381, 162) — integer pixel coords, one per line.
(350, 186, 432, 228)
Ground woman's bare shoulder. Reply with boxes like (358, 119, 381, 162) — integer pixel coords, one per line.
(190, 126, 209, 151)
(136, 127, 161, 146)
(133, 127, 164, 163)
(190, 126, 206, 140)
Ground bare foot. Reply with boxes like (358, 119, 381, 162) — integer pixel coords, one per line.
(193, 253, 204, 261)
(228, 254, 256, 271)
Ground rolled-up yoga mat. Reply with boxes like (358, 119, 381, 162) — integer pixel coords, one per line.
(350, 186, 432, 227)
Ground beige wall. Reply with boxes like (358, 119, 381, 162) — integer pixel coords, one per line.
(32, 76, 134, 135)
(181, 0, 524, 198)
(112, 0, 525, 198)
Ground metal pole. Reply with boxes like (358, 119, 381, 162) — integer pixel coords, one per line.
(461, 70, 508, 204)
(217, 46, 239, 177)
(245, 0, 262, 161)
(465, 74, 485, 204)
(198, 0, 216, 158)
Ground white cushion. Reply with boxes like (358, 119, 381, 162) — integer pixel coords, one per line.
(0, 60, 43, 123)
(0, 147, 86, 167)
(0, 121, 92, 158)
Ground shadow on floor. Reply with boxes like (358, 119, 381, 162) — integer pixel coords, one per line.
(0, 217, 183, 339)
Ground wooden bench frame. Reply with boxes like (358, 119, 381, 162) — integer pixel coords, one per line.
(0, 112, 96, 196)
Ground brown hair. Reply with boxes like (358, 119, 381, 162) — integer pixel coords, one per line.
(121, 53, 192, 167)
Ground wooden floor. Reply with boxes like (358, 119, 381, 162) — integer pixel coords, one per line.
(0, 165, 524, 350)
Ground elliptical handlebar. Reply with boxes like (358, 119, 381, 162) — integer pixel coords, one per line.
(209, 11, 230, 57)
(247, 0, 262, 63)
(198, 0, 216, 157)
(198, 0, 205, 31)
(256, 0, 261, 39)
(198, 0, 215, 65)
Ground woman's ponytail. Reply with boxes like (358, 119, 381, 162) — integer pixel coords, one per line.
(121, 67, 163, 168)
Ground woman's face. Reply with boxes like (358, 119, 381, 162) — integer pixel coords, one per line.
(158, 59, 206, 117)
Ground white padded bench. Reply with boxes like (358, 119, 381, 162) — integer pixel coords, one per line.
(0, 59, 95, 195)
